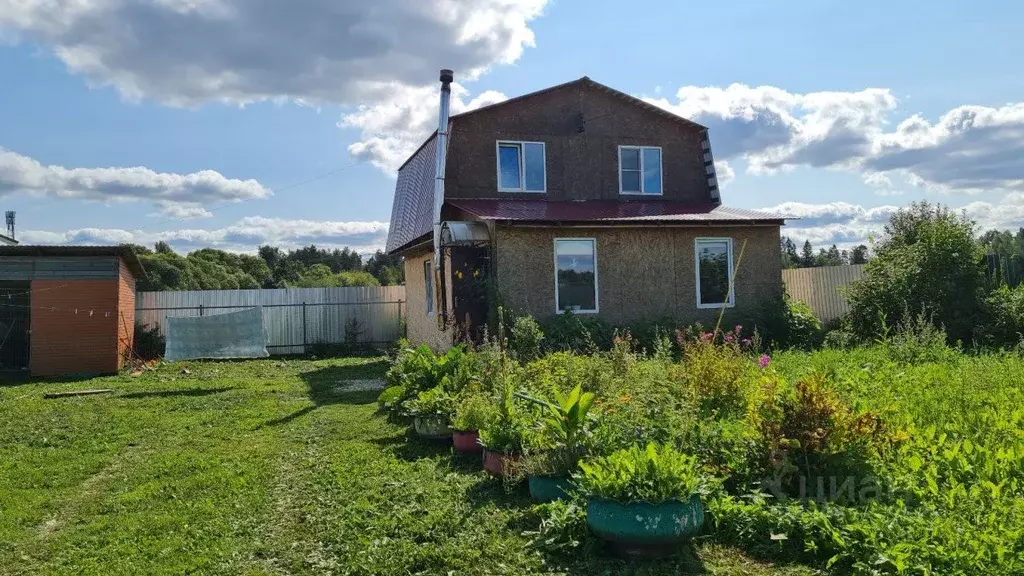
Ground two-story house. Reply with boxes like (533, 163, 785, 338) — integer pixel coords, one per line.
(386, 71, 785, 349)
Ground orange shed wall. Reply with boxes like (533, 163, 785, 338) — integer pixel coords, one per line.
(31, 279, 121, 377)
(116, 259, 137, 366)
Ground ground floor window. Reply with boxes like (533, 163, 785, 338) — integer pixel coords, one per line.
(695, 238, 734, 308)
(423, 260, 434, 315)
(554, 239, 598, 313)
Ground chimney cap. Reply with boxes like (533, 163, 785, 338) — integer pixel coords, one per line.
(439, 69, 454, 83)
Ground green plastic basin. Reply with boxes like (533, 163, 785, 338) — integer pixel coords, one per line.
(528, 475, 572, 502)
(586, 494, 704, 553)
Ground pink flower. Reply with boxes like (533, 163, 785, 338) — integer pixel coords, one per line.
(758, 354, 771, 368)
(735, 325, 743, 333)
(700, 332, 714, 342)
(724, 333, 735, 343)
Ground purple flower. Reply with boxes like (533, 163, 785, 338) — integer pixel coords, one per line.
(735, 325, 743, 333)
(758, 354, 771, 368)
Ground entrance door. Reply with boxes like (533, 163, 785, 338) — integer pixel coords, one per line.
(450, 247, 490, 343)
(0, 282, 30, 374)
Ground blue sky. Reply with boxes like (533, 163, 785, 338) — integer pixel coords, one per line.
(2, 0, 1023, 253)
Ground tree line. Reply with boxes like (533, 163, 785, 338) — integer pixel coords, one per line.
(780, 237, 869, 269)
(122, 242, 404, 292)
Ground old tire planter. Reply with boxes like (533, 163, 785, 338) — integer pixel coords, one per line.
(452, 430, 482, 454)
(528, 475, 572, 502)
(586, 494, 704, 558)
(482, 449, 520, 477)
(413, 416, 454, 440)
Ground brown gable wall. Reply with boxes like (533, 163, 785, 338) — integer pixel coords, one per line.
(446, 82, 711, 203)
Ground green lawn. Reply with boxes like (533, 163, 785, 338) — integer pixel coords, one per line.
(0, 358, 814, 575)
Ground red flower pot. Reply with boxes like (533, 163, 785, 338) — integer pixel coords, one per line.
(453, 430, 482, 454)
(482, 449, 520, 477)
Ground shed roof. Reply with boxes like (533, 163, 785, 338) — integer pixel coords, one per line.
(0, 245, 146, 277)
(447, 199, 785, 225)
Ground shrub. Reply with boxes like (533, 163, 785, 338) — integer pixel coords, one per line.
(452, 393, 497, 432)
(575, 443, 704, 503)
(752, 372, 888, 502)
(509, 314, 544, 361)
(540, 311, 613, 353)
(884, 311, 958, 364)
(845, 202, 985, 344)
(133, 322, 165, 360)
(754, 294, 822, 350)
(822, 328, 857, 349)
(609, 329, 637, 377)
(984, 283, 1024, 347)
(677, 325, 756, 419)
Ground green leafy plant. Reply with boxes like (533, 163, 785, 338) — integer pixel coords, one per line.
(376, 385, 405, 411)
(575, 443, 704, 503)
(516, 384, 598, 477)
(451, 392, 497, 432)
(404, 386, 455, 420)
(479, 381, 527, 454)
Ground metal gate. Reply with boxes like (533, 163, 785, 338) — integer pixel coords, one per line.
(0, 282, 30, 373)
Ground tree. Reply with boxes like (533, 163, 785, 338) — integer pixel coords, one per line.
(154, 241, 175, 255)
(780, 237, 800, 269)
(801, 240, 815, 268)
(850, 245, 868, 264)
(364, 249, 405, 285)
(845, 202, 984, 343)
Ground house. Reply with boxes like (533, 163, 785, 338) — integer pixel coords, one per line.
(0, 246, 144, 377)
(386, 71, 785, 349)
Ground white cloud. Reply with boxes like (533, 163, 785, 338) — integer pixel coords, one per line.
(0, 149, 269, 216)
(650, 84, 1024, 195)
(713, 160, 735, 187)
(20, 216, 390, 254)
(768, 193, 1024, 247)
(866, 103, 1024, 193)
(0, 0, 548, 107)
(341, 83, 508, 173)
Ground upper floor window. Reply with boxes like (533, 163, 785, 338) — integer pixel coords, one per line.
(497, 141, 546, 192)
(619, 146, 662, 195)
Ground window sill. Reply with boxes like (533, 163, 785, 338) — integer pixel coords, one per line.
(619, 191, 663, 196)
(556, 308, 599, 315)
(696, 302, 735, 309)
(498, 188, 546, 193)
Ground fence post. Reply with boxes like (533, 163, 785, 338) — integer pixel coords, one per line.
(199, 304, 204, 317)
(302, 302, 307, 352)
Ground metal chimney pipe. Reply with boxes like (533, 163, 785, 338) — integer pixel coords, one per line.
(433, 69, 454, 322)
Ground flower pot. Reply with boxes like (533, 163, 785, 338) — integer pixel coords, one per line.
(413, 416, 454, 440)
(482, 449, 520, 477)
(452, 430, 482, 454)
(528, 475, 572, 502)
(586, 494, 704, 558)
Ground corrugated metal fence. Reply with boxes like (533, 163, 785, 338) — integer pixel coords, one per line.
(136, 286, 406, 355)
(782, 264, 865, 321)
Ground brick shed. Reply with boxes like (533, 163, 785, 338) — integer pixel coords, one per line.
(0, 246, 145, 378)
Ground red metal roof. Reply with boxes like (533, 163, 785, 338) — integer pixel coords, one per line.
(447, 199, 784, 224)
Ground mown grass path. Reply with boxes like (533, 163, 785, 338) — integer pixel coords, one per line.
(0, 358, 812, 575)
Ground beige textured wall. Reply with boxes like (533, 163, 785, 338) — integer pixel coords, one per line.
(403, 249, 454, 350)
(495, 225, 783, 325)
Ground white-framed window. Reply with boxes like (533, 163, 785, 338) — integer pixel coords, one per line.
(554, 238, 599, 314)
(695, 238, 734, 308)
(618, 145, 663, 195)
(423, 260, 434, 315)
(497, 141, 546, 192)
